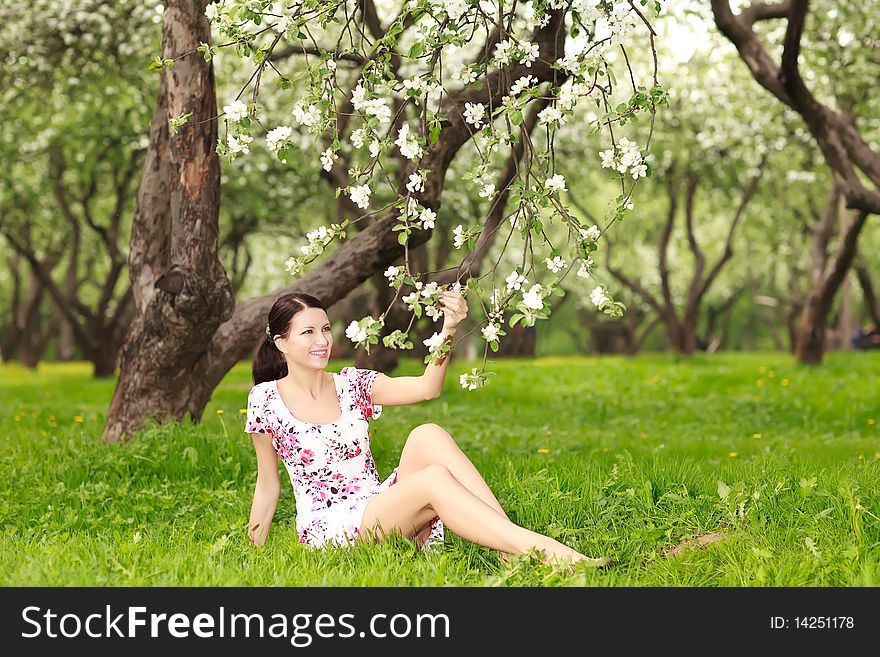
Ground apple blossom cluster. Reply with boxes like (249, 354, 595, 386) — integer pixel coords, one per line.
(600, 137, 648, 180)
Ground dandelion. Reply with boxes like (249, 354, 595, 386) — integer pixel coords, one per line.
(869, 419, 876, 426)
(728, 451, 738, 458)
(216, 409, 225, 415)
(73, 416, 84, 423)
(536, 448, 550, 454)
(752, 433, 762, 439)
(781, 378, 790, 387)
(755, 379, 764, 388)
(239, 409, 247, 415)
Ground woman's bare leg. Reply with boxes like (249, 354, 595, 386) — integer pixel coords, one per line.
(396, 423, 510, 557)
(360, 464, 609, 567)
(396, 423, 508, 518)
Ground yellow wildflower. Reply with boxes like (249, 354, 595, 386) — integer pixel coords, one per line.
(73, 416, 84, 423)
(536, 448, 550, 454)
(216, 409, 225, 415)
(755, 379, 764, 388)
(728, 451, 738, 458)
(239, 409, 247, 415)
(781, 378, 789, 387)
(752, 433, 762, 439)
(869, 419, 876, 426)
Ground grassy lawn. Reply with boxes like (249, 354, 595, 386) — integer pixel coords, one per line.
(1, 352, 878, 586)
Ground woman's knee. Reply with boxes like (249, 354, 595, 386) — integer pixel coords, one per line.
(407, 423, 453, 448)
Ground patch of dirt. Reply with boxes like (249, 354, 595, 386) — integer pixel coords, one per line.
(664, 532, 724, 559)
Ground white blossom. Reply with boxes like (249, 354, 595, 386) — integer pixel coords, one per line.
(538, 106, 564, 126)
(545, 174, 567, 194)
(510, 75, 536, 96)
(223, 99, 248, 122)
(580, 225, 601, 241)
(350, 128, 366, 149)
(522, 284, 545, 310)
(591, 285, 610, 308)
(395, 124, 423, 161)
(345, 320, 368, 343)
(453, 224, 466, 249)
(419, 207, 436, 229)
(349, 183, 371, 209)
(493, 39, 514, 66)
(505, 271, 527, 291)
(292, 103, 321, 127)
(545, 256, 566, 273)
(227, 133, 252, 155)
(320, 147, 336, 172)
(519, 41, 540, 67)
(463, 102, 486, 129)
(481, 323, 501, 342)
(407, 172, 424, 193)
(423, 331, 446, 353)
(265, 125, 292, 152)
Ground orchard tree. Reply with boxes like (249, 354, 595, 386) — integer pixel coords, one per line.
(104, 0, 665, 442)
(711, 0, 879, 364)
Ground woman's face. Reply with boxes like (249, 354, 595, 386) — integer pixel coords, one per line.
(274, 307, 333, 370)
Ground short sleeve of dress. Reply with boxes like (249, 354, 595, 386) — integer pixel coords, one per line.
(244, 383, 270, 434)
(344, 367, 383, 421)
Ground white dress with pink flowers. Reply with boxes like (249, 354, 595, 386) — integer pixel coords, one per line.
(245, 366, 444, 550)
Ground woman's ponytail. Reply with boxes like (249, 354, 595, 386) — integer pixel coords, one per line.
(252, 332, 288, 385)
(251, 292, 326, 384)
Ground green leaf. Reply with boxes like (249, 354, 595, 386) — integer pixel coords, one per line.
(717, 480, 731, 500)
(397, 232, 408, 245)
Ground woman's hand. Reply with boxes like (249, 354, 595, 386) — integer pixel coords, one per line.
(439, 289, 468, 332)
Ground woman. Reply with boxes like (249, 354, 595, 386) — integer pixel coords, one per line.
(245, 290, 610, 568)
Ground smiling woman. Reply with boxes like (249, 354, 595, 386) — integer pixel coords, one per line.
(244, 292, 611, 569)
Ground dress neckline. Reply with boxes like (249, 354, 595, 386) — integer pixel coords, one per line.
(273, 372, 344, 427)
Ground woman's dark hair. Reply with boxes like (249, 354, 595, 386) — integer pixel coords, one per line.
(252, 292, 326, 384)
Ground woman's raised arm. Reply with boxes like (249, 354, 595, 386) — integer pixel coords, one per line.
(248, 433, 281, 547)
(371, 290, 468, 406)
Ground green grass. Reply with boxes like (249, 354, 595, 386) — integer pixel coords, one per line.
(2, 352, 879, 586)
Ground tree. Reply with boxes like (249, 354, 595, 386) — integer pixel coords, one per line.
(711, 0, 878, 364)
(104, 0, 663, 442)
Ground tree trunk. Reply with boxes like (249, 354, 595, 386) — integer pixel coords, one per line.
(854, 260, 879, 329)
(103, 1, 234, 443)
(793, 208, 869, 364)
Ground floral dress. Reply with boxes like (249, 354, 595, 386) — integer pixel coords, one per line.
(245, 366, 444, 550)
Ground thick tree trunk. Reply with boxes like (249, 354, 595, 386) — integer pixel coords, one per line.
(103, 1, 234, 442)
